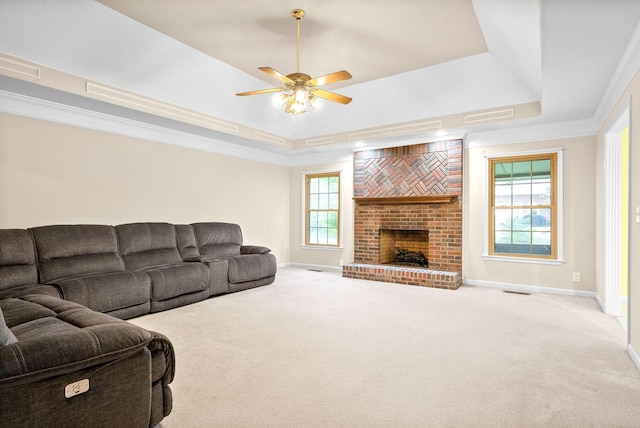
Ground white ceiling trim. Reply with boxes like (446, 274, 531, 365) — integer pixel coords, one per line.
(85, 81, 240, 134)
(465, 117, 599, 148)
(1, 87, 601, 166)
(0, 55, 41, 79)
(0, 90, 291, 167)
(594, 20, 640, 126)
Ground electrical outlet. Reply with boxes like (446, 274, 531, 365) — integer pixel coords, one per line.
(572, 272, 581, 282)
(339, 259, 344, 266)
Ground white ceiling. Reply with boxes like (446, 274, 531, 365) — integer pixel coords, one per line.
(1, 0, 640, 161)
(98, 0, 490, 89)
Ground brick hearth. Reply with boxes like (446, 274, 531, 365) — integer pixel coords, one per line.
(343, 264, 461, 290)
(343, 140, 462, 290)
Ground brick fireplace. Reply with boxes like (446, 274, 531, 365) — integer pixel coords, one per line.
(342, 140, 462, 290)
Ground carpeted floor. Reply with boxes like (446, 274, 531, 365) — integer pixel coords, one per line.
(130, 267, 640, 428)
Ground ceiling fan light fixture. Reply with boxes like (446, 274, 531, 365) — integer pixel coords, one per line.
(294, 85, 307, 103)
(288, 100, 307, 115)
(308, 95, 323, 110)
(236, 9, 352, 115)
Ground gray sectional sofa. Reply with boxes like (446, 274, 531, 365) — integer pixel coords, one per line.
(0, 221, 277, 427)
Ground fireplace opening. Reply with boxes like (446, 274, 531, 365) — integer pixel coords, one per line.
(379, 229, 429, 268)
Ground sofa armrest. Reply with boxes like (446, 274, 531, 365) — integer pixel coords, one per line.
(147, 330, 175, 385)
(241, 245, 271, 255)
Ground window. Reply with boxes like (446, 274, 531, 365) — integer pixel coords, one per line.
(489, 153, 557, 259)
(305, 172, 340, 246)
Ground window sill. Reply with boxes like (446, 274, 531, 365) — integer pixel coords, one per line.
(301, 245, 343, 252)
(482, 255, 564, 266)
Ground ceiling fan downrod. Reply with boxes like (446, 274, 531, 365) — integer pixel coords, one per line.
(292, 9, 304, 74)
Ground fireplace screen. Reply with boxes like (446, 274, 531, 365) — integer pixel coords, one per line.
(379, 229, 429, 267)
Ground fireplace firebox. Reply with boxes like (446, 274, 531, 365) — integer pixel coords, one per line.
(380, 229, 429, 267)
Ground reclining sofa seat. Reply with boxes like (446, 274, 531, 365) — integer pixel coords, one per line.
(0, 294, 174, 427)
(30, 225, 151, 319)
(190, 222, 277, 292)
(115, 222, 209, 312)
(0, 229, 60, 299)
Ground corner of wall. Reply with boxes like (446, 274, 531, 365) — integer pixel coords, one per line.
(629, 343, 640, 373)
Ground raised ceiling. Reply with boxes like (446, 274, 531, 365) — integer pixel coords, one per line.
(97, 0, 489, 88)
(0, 0, 640, 164)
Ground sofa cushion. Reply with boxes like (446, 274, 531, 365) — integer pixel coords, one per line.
(116, 223, 183, 270)
(0, 229, 38, 290)
(0, 298, 56, 327)
(146, 263, 209, 301)
(0, 295, 153, 380)
(55, 270, 151, 314)
(0, 284, 60, 300)
(175, 224, 201, 260)
(31, 225, 125, 283)
(227, 254, 277, 284)
(0, 307, 18, 347)
(192, 222, 243, 258)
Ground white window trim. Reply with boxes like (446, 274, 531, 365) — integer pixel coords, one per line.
(482, 148, 564, 265)
(301, 169, 343, 248)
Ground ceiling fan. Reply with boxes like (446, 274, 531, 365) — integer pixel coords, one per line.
(236, 9, 352, 115)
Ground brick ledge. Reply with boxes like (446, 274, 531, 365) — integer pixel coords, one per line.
(342, 263, 461, 290)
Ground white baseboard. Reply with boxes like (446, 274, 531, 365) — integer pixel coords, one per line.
(629, 344, 640, 373)
(281, 262, 343, 273)
(463, 278, 598, 299)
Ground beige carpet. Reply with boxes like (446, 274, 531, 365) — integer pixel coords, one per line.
(130, 267, 640, 427)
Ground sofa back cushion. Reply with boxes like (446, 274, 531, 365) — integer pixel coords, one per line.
(174, 224, 201, 260)
(31, 225, 125, 283)
(192, 222, 243, 259)
(116, 223, 182, 270)
(0, 229, 38, 290)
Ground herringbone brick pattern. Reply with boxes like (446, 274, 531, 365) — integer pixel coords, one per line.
(362, 153, 448, 197)
(354, 139, 462, 198)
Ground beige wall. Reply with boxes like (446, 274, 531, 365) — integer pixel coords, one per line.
(596, 69, 640, 357)
(3, 100, 638, 363)
(288, 160, 354, 269)
(463, 136, 597, 292)
(0, 113, 290, 263)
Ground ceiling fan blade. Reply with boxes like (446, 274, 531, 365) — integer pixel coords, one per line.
(236, 87, 287, 96)
(307, 70, 352, 87)
(309, 89, 352, 104)
(259, 67, 295, 85)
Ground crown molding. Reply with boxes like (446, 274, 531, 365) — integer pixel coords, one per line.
(2, 87, 604, 168)
(465, 117, 599, 148)
(594, 21, 640, 126)
(0, 90, 292, 167)
(3, 86, 604, 168)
